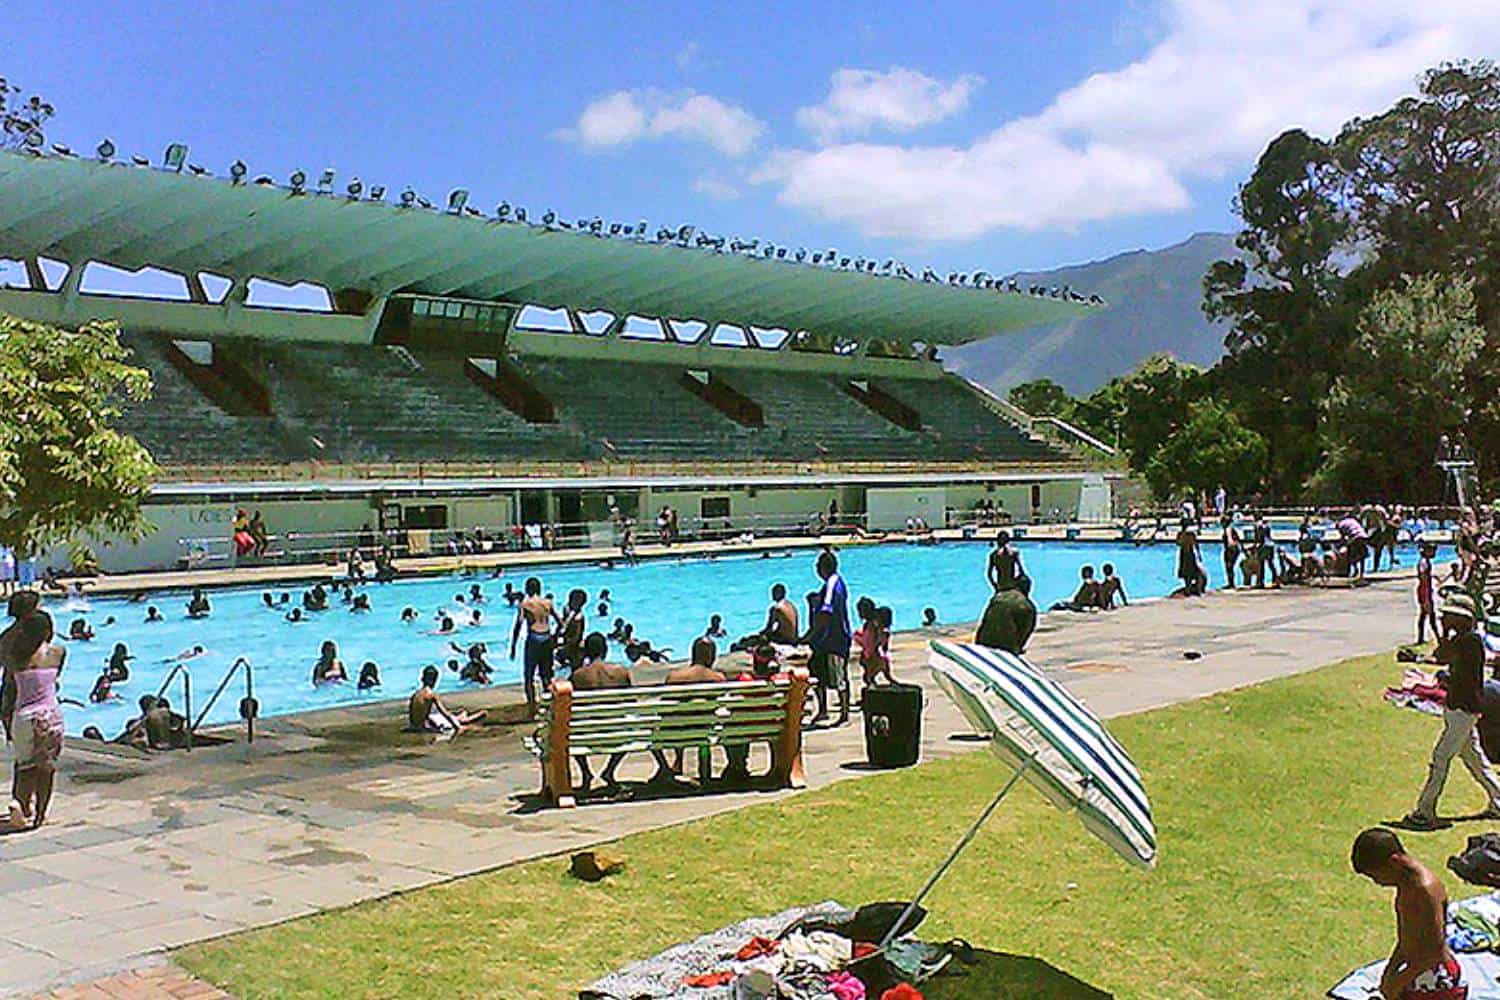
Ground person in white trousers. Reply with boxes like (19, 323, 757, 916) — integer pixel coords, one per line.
(1404, 593, 1500, 830)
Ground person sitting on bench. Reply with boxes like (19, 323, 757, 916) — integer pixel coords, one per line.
(569, 632, 633, 792)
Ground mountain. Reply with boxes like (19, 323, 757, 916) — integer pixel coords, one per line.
(945, 231, 1241, 395)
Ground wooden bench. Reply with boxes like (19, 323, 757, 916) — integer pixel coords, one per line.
(524, 670, 810, 808)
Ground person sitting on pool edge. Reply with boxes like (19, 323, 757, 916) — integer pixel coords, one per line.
(1098, 563, 1128, 610)
(408, 665, 485, 736)
(570, 632, 633, 793)
(1052, 566, 1103, 612)
(312, 640, 347, 685)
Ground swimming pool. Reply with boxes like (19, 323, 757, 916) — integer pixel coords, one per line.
(45, 538, 1437, 736)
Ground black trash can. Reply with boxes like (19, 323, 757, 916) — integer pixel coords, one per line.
(863, 683, 923, 768)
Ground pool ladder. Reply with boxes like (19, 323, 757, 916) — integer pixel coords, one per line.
(194, 656, 257, 744)
(154, 656, 257, 749)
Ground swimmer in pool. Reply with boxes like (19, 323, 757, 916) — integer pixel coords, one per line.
(433, 614, 456, 635)
(357, 661, 381, 690)
(262, 592, 275, 609)
(89, 669, 121, 704)
(166, 645, 206, 662)
(286, 608, 304, 623)
(68, 617, 95, 641)
(106, 643, 132, 682)
(145, 606, 163, 623)
(400, 606, 419, 623)
(351, 593, 371, 613)
(468, 584, 484, 604)
(186, 587, 211, 618)
(311, 640, 347, 685)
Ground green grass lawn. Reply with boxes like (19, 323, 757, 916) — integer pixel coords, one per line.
(179, 650, 1494, 999)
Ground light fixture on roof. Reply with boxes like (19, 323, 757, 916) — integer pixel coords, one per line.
(880, 260, 894, 274)
(589, 217, 603, 235)
(464, 206, 483, 217)
(608, 222, 622, 236)
(762, 244, 775, 258)
(254, 174, 275, 185)
(131, 154, 150, 167)
(416, 196, 432, 209)
(839, 256, 851, 268)
(972, 270, 989, 287)
(676, 224, 696, 245)
(514, 207, 527, 223)
(496, 201, 511, 220)
(399, 188, 416, 207)
(370, 185, 385, 201)
(162, 143, 188, 172)
(317, 168, 334, 193)
(811, 252, 823, 264)
(50, 143, 74, 156)
(345, 178, 362, 199)
(96, 139, 115, 161)
(922, 268, 938, 282)
(543, 210, 558, 227)
(776, 248, 787, 260)
(229, 159, 247, 184)
(447, 188, 469, 213)
(655, 226, 673, 241)
(795, 248, 806, 262)
(289, 170, 307, 194)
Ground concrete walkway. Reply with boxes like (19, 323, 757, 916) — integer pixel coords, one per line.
(3, 575, 1420, 997)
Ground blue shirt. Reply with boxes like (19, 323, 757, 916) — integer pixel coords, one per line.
(812, 572, 852, 656)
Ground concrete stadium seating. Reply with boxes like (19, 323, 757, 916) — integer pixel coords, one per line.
(116, 333, 1068, 470)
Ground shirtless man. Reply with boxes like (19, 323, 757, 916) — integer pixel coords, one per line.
(509, 577, 560, 716)
(987, 532, 1024, 592)
(759, 583, 800, 645)
(1352, 828, 1468, 1000)
(556, 589, 588, 672)
(407, 665, 485, 735)
(569, 632, 632, 791)
(658, 638, 750, 782)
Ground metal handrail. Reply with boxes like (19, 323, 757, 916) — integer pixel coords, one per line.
(192, 656, 256, 743)
(153, 663, 193, 752)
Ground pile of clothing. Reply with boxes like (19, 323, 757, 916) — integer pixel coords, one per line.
(581, 902, 962, 1000)
(1384, 668, 1449, 717)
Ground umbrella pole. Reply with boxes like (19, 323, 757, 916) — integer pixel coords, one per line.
(878, 751, 1038, 949)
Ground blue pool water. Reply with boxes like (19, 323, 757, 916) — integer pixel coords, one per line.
(45, 539, 1436, 736)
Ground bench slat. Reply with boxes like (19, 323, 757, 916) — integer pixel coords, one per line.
(567, 694, 789, 715)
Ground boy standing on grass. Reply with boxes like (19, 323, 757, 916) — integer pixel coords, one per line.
(1352, 827, 1467, 1000)
(1416, 542, 1439, 644)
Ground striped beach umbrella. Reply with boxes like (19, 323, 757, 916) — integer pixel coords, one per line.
(928, 639, 1157, 869)
(878, 641, 1155, 947)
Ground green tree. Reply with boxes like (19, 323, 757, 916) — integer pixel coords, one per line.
(1005, 378, 1074, 419)
(1082, 354, 1206, 480)
(0, 315, 157, 564)
(1144, 400, 1268, 500)
(1203, 128, 1357, 495)
(1319, 275, 1484, 500)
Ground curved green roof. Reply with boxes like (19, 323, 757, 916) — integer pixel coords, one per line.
(0, 151, 1093, 344)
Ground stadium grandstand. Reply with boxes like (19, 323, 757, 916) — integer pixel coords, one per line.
(0, 146, 1117, 573)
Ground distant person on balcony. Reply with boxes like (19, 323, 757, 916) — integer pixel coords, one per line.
(987, 531, 1025, 593)
(510, 577, 560, 717)
(248, 511, 269, 557)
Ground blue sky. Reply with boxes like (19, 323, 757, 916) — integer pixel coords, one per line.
(8, 0, 1499, 291)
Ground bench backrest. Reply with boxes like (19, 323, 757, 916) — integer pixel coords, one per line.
(538, 679, 795, 756)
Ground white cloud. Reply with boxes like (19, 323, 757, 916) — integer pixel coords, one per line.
(692, 176, 742, 201)
(560, 90, 765, 158)
(795, 67, 983, 144)
(760, 0, 1500, 239)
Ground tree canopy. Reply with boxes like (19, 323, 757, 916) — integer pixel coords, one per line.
(0, 315, 157, 561)
(1202, 59, 1500, 500)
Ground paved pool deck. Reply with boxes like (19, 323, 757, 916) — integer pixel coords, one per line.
(6, 571, 1423, 997)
